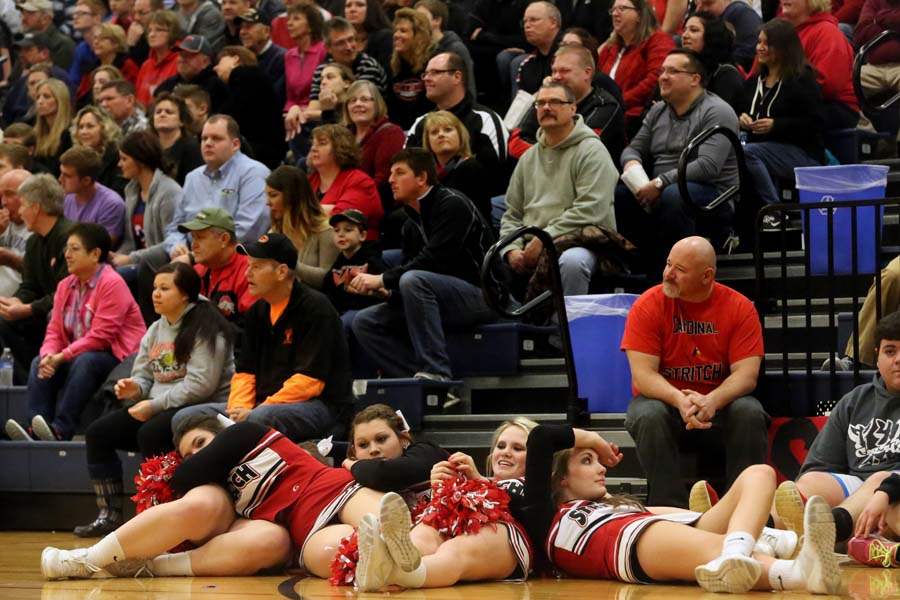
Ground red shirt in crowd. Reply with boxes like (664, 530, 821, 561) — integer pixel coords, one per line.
(794, 11, 860, 112)
(308, 169, 384, 241)
(620, 282, 764, 396)
(135, 49, 179, 106)
(597, 30, 675, 122)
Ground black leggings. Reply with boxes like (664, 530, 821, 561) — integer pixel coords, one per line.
(85, 406, 181, 480)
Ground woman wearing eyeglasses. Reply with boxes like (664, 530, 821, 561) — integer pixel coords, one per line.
(597, 0, 675, 138)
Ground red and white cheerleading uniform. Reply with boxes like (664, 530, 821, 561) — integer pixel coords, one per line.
(547, 500, 700, 583)
(171, 421, 360, 565)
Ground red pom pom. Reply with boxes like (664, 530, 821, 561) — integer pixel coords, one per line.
(416, 475, 513, 537)
(131, 451, 184, 513)
(329, 530, 359, 586)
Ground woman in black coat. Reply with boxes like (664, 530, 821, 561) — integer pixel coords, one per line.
(738, 18, 824, 218)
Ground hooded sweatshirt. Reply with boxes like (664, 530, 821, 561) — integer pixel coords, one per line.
(800, 373, 900, 480)
(795, 11, 860, 112)
(132, 303, 235, 415)
(501, 115, 618, 254)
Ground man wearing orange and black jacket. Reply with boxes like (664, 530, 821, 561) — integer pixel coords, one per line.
(171, 232, 354, 441)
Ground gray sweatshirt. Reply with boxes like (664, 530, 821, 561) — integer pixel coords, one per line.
(501, 115, 618, 254)
(120, 169, 182, 263)
(620, 91, 739, 192)
(131, 303, 235, 414)
(800, 373, 900, 480)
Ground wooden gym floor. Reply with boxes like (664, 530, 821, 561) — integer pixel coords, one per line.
(0, 532, 896, 599)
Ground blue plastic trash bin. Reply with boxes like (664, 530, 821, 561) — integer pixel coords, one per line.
(566, 294, 639, 413)
(796, 165, 890, 275)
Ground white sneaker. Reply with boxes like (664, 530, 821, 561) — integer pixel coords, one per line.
(31, 415, 58, 441)
(102, 558, 155, 578)
(379, 491, 421, 572)
(355, 513, 394, 592)
(5, 419, 32, 441)
(775, 480, 805, 536)
(796, 496, 841, 595)
(41, 547, 103, 580)
(757, 527, 799, 559)
(695, 554, 762, 593)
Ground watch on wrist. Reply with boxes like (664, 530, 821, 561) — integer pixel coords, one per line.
(652, 177, 664, 190)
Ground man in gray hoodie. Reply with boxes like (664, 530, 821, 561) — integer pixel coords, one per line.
(788, 310, 900, 545)
(500, 81, 618, 296)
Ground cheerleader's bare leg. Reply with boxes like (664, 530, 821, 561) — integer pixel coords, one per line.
(186, 519, 293, 576)
(302, 487, 385, 578)
(692, 464, 776, 536)
(415, 525, 518, 586)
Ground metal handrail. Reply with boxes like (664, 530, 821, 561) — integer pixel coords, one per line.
(479, 226, 588, 425)
(677, 125, 749, 212)
(854, 30, 900, 113)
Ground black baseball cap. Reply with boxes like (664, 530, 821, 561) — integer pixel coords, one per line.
(237, 232, 298, 267)
(176, 35, 215, 58)
(14, 32, 50, 50)
(329, 209, 368, 229)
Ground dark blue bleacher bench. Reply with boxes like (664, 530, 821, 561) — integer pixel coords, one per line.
(352, 322, 556, 379)
(0, 441, 142, 493)
(352, 378, 463, 431)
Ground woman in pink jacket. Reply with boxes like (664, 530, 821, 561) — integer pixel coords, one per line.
(7, 223, 145, 441)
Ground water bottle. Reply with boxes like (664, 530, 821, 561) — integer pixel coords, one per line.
(0, 347, 13, 386)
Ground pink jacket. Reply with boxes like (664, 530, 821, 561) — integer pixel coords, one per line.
(41, 265, 146, 362)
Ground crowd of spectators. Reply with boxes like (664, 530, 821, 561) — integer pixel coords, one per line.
(0, 0, 895, 534)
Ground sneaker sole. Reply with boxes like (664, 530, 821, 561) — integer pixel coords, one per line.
(379, 491, 421, 572)
(689, 480, 712, 513)
(356, 514, 389, 592)
(5, 419, 31, 441)
(31, 415, 56, 441)
(695, 556, 762, 593)
(775, 481, 805, 537)
(803, 496, 842, 595)
(41, 547, 60, 580)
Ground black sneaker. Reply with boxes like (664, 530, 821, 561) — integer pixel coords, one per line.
(74, 514, 123, 538)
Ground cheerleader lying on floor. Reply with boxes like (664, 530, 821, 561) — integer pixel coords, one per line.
(352, 416, 548, 590)
(357, 424, 842, 594)
(39, 408, 447, 580)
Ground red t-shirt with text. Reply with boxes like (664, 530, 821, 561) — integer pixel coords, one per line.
(620, 283, 764, 395)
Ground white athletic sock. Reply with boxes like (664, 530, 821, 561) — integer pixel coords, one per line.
(149, 551, 194, 576)
(389, 562, 426, 588)
(767, 558, 804, 590)
(722, 531, 756, 557)
(86, 533, 126, 567)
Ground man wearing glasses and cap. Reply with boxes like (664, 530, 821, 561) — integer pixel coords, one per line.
(155, 34, 228, 112)
(17, 0, 74, 68)
(172, 232, 353, 442)
(235, 8, 285, 108)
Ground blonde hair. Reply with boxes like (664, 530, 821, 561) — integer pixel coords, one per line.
(34, 78, 72, 158)
(94, 23, 128, 54)
(70, 105, 122, 154)
(422, 110, 472, 159)
(607, 0, 658, 47)
(484, 417, 539, 477)
(806, 0, 832, 13)
(391, 8, 434, 75)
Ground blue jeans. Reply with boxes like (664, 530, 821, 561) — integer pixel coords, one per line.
(743, 142, 821, 205)
(558, 247, 599, 296)
(171, 398, 334, 442)
(351, 270, 497, 378)
(614, 181, 732, 275)
(27, 351, 120, 440)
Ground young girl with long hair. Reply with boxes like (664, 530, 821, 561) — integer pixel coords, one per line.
(266, 164, 338, 288)
(74, 263, 235, 537)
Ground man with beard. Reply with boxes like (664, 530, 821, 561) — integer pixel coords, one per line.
(621, 235, 766, 507)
